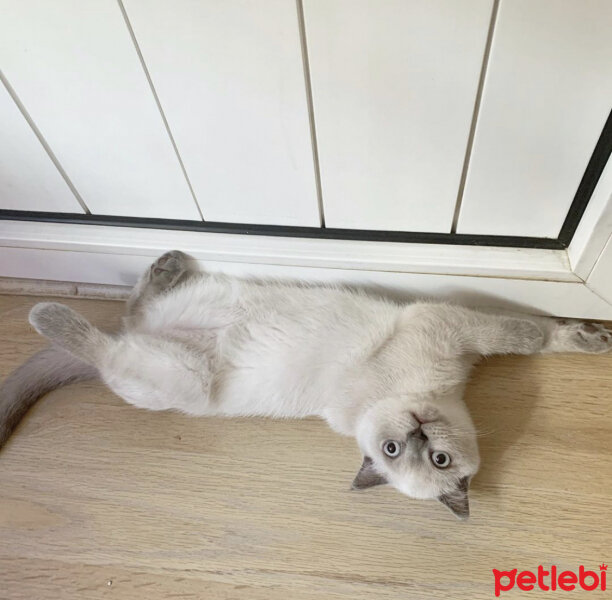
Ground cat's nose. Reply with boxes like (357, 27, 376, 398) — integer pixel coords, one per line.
(410, 425, 428, 442)
(410, 411, 426, 425)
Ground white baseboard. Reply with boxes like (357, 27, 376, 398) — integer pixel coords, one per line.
(1, 245, 611, 319)
(0, 219, 576, 279)
(0, 276, 130, 300)
(1, 219, 610, 318)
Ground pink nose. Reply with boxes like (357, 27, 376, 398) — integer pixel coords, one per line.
(410, 411, 427, 425)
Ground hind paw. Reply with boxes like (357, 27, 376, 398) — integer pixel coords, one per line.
(30, 302, 77, 336)
(149, 251, 191, 289)
(29, 302, 97, 356)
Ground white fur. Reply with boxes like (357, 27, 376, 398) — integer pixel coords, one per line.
(27, 254, 612, 517)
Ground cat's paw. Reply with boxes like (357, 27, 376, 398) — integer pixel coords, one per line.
(30, 302, 79, 338)
(550, 320, 612, 354)
(29, 302, 98, 356)
(149, 250, 190, 289)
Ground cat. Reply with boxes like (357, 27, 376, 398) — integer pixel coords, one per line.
(1, 250, 610, 519)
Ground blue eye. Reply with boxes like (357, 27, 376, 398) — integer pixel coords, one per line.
(383, 440, 401, 458)
(431, 451, 451, 468)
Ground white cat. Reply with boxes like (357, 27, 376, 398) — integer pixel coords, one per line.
(1, 251, 610, 519)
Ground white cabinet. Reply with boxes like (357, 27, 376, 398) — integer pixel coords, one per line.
(304, 0, 493, 232)
(123, 0, 320, 226)
(0, 80, 81, 212)
(458, 0, 612, 238)
(0, 0, 199, 219)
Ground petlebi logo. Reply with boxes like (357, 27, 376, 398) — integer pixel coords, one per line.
(492, 564, 607, 596)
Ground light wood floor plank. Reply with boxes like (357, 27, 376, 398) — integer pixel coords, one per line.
(0, 295, 610, 599)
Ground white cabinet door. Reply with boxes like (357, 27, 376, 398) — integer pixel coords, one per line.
(458, 0, 612, 238)
(303, 0, 494, 232)
(0, 0, 200, 220)
(0, 80, 82, 212)
(123, 0, 320, 226)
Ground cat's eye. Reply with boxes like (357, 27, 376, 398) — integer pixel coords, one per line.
(382, 440, 401, 458)
(431, 451, 451, 468)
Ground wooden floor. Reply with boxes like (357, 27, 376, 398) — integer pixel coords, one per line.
(0, 294, 610, 600)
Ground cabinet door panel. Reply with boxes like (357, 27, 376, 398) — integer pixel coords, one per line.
(458, 0, 612, 238)
(304, 0, 493, 232)
(124, 0, 320, 226)
(0, 0, 199, 219)
(0, 81, 82, 212)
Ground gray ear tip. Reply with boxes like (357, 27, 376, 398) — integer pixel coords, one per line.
(351, 456, 388, 490)
(438, 491, 470, 520)
(442, 504, 470, 520)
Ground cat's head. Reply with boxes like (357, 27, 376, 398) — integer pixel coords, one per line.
(353, 394, 480, 519)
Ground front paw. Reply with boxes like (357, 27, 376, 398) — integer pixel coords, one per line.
(553, 320, 612, 354)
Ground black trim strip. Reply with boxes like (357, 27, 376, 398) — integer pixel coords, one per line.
(0, 209, 564, 249)
(2, 111, 609, 252)
(559, 108, 612, 245)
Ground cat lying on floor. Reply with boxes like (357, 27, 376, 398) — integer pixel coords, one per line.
(1, 251, 610, 519)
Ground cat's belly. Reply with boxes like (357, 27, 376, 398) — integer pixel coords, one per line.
(212, 366, 328, 419)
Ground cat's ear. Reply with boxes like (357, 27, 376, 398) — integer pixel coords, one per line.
(438, 476, 470, 520)
(351, 456, 387, 490)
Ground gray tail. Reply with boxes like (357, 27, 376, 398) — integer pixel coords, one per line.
(0, 346, 97, 450)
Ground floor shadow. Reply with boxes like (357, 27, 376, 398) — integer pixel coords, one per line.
(464, 354, 542, 496)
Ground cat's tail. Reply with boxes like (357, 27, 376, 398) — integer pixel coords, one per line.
(0, 302, 106, 450)
(0, 346, 98, 450)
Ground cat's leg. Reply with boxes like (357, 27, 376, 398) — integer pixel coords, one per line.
(433, 305, 612, 356)
(99, 334, 213, 414)
(126, 250, 199, 317)
(29, 302, 213, 414)
(455, 310, 546, 356)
